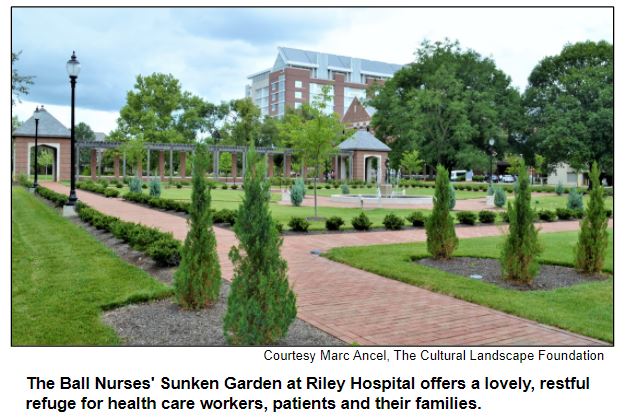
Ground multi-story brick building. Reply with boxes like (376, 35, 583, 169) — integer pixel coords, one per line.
(246, 47, 403, 118)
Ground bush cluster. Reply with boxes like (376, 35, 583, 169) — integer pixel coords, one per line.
(17, 174, 33, 188)
(537, 209, 557, 222)
(129, 177, 143, 193)
(290, 178, 305, 207)
(406, 211, 426, 227)
(383, 213, 404, 230)
(288, 217, 310, 232)
(149, 178, 162, 197)
(77, 181, 120, 198)
(352, 212, 372, 231)
(123, 192, 190, 213)
(426, 165, 458, 259)
(76, 202, 181, 266)
(494, 187, 507, 208)
(456, 211, 477, 225)
(213, 208, 237, 225)
(325, 216, 345, 231)
(478, 210, 496, 224)
(567, 188, 584, 211)
(35, 186, 67, 207)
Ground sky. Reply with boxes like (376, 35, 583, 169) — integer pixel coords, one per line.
(11, 7, 613, 134)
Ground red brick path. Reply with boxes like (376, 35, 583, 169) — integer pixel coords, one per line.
(43, 183, 607, 345)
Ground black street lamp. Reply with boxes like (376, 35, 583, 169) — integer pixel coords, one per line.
(488, 138, 495, 184)
(66, 51, 80, 206)
(33, 106, 40, 188)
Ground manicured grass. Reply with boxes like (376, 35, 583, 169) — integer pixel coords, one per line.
(11, 187, 172, 345)
(529, 194, 613, 211)
(325, 230, 613, 342)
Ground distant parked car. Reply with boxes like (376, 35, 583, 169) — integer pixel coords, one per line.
(485, 174, 499, 183)
(502, 174, 515, 183)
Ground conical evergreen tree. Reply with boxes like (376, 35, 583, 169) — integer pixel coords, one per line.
(426, 164, 458, 259)
(575, 162, 609, 273)
(500, 162, 542, 284)
(174, 143, 221, 308)
(224, 147, 296, 345)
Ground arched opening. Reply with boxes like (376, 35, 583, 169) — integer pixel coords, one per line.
(28, 143, 60, 182)
(363, 155, 381, 184)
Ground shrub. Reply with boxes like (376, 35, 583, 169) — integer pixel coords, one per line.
(290, 178, 305, 206)
(176, 182, 183, 189)
(500, 162, 542, 284)
(325, 216, 345, 231)
(478, 210, 496, 224)
(573, 208, 584, 219)
(141, 183, 148, 189)
(35, 186, 67, 207)
(115, 181, 123, 189)
(448, 184, 456, 210)
(567, 188, 583, 211)
(224, 147, 296, 345)
(406, 211, 426, 227)
(274, 220, 284, 234)
(487, 184, 495, 196)
(129, 177, 143, 193)
(456, 211, 477, 225)
(288, 217, 310, 232)
(575, 162, 609, 273)
(147, 237, 181, 267)
(17, 173, 32, 188)
(340, 184, 350, 194)
(221, 184, 228, 190)
(351, 212, 372, 231)
(556, 208, 574, 220)
(494, 187, 507, 208)
(501, 211, 510, 223)
(148, 178, 161, 197)
(555, 181, 564, 196)
(324, 184, 331, 189)
(537, 209, 557, 222)
(213, 208, 237, 225)
(383, 213, 404, 230)
(426, 165, 458, 259)
(104, 188, 119, 198)
(99, 179, 109, 188)
(174, 143, 221, 309)
(230, 184, 238, 190)
(606, 209, 612, 218)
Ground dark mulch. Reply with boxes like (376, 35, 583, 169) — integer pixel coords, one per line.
(75, 220, 344, 346)
(416, 257, 608, 291)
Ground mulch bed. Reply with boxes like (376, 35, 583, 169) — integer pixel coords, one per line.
(416, 257, 608, 291)
(71, 219, 344, 346)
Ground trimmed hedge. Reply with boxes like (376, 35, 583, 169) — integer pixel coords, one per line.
(538, 209, 557, 222)
(213, 208, 237, 225)
(456, 211, 477, 225)
(556, 208, 574, 220)
(35, 186, 67, 207)
(351, 212, 372, 231)
(325, 216, 345, 231)
(123, 192, 190, 213)
(383, 213, 404, 230)
(478, 210, 496, 224)
(288, 217, 310, 232)
(406, 211, 426, 227)
(77, 181, 119, 198)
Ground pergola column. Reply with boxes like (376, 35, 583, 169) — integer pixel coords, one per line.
(267, 154, 274, 177)
(169, 148, 173, 178)
(136, 159, 143, 179)
(213, 150, 219, 180)
(242, 152, 247, 178)
(122, 151, 126, 178)
(147, 150, 151, 177)
(90, 149, 97, 180)
(113, 154, 120, 179)
(179, 152, 186, 178)
(334, 156, 340, 180)
(231, 153, 238, 178)
(284, 154, 292, 177)
(158, 150, 165, 180)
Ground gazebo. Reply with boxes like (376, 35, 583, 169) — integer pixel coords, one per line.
(335, 129, 391, 183)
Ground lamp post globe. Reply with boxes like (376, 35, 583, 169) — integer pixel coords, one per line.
(33, 106, 40, 188)
(66, 52, 80, 206)
(488, 138, 495, 184)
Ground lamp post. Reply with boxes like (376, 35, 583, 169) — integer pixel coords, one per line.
(488, 138, 495, 184)
(66, 51, 80, 206)
(33, 106, 40, 188)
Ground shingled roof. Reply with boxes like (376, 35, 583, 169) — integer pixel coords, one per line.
(12, 107, 70, 138)
(338, 130, 391, 152)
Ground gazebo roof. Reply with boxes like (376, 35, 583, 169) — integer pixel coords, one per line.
(12, 107, 70, 139)
(338, 130, 391, 152)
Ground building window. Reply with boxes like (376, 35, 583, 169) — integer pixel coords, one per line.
(295, 102, 302, 109)
(272, 93, 277, 102)
(295, 80, 303, 88)
(271, 104, 277, 112)
(272, 82, 278, 92)
(295, 91, 302, 99)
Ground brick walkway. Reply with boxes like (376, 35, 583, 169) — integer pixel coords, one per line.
(43, 182, 607, 345)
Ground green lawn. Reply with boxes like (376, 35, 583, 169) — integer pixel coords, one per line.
(11, 187, 172, 345)
(326, 230, 613, 342)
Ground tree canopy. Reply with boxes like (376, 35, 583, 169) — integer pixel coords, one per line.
(523, 41, 613, 175)
(12, 51, 34, 107)
(75, 122, 96, 142)
(369, 40, 523, 172)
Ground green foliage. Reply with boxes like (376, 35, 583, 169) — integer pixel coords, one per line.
(149, 177, 162, 197)
(478, 210, 496, 224)
(426, 165, 458, 259)
(400, 149, 423, 176)
(556, 208, 574, 220)
(288, 217, 310, 232)
(147, 238, 182, 267)
(224, 97, 262, 146)
(575, 162, 609, 273)
(555, 181, 565, 196)
(524, 41, 613, 176)
(340, 184, 350, 194)
(129, 176, 143, 193)
(500, 163, 542, 284)
(17, 173, 32, 188)
(351, 212, 373, 231)
(494, 187, 507, 208)
(174, 143, 221, 309)
(11, 51, 34, 106)
(75, 122, 96, 142)
(369, 39, 522, 170)
(538, 209, 557, 222)
(290, 178, 305, 206)
(406, 211, 426, 227)
(487, 184, 495, 195)
(224, 147, 296, 345)
(213, 208, 237, 225)
(456, 211, 477, 225)
(567, 188, 583, 210)
(325, 216, 345, 231)
(448, 183, 456, 209)
(35, 186, 67, 207)
(383, 213, 405, 230)
(104, 188, 119, 198)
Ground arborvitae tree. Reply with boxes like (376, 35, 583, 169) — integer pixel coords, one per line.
(500, 162, 542, 283)
(575, 162, 609, 273)
(174, 143, 221, 308)
(224, 147, 296, 344)
(426, 165, 458, 259)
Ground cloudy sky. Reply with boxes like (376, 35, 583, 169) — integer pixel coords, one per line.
(11, 7, 612, 134)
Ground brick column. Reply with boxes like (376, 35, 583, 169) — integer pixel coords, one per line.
(231, 153, 238, 178)
(136, 159, 143, 180)
(179, 152, 186, 178)
(158, 150, 165, 180)
(90, 149, 97, 180)
(334, 156, 340, 180)
(267, 154, 274, 177)
(284, 154, 292, 177)
(113, 155, 120, 179)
